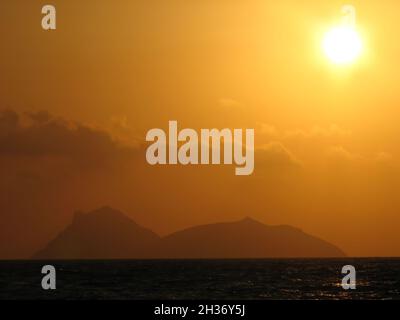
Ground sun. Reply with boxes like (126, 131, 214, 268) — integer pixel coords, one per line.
(322, 26, 363, 65)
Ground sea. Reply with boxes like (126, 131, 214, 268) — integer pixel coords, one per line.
(0, 258, 399, 300)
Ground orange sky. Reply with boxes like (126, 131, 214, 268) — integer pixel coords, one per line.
(1, 0, 400, 258)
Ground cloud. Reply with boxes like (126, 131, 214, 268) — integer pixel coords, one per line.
(374, 152, 394, 165)
(0, 110, 138, 164)
(324, 147, 395, 167)
(256, 142, 301, 169)
(218, 98, 242, 109)
(257, 123, 350, 142)
(25, 110, 52, 124)
(110, 115, 129, 130)
(256, 123, 278, 138)
(325, 146, 363, 162)
(284, 124, 351, 139)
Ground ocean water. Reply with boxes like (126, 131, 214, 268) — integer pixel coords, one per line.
(0, 259, 399, 300)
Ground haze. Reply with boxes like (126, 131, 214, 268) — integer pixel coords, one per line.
(1, 0, 400, 258)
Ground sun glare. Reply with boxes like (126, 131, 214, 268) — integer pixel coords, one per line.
(323, 26, 363, 65)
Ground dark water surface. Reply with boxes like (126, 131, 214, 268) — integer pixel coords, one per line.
(0, 259, 399, 300)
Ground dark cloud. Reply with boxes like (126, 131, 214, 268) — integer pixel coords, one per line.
(0, 109, 138, 163)
(25, 110, 52, 124)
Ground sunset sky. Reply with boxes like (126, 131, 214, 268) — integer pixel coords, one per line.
(1, 0, 400, 258)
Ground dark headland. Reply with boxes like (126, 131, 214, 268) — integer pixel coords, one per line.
(33, 206, 345, 259)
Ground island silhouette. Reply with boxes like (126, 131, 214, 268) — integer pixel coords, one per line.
(34, 206, 345, 259)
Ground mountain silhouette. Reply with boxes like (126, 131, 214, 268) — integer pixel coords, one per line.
(157, 217, 345, 258)
(34, 208, 345, 259)
(34, 206, 160, 259)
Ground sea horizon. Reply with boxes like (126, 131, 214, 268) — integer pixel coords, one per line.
(1, 258, 399, 300)
(2, 256, 400, 261)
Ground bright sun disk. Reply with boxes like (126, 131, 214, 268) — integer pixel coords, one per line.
(323, 26, 363, 65)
